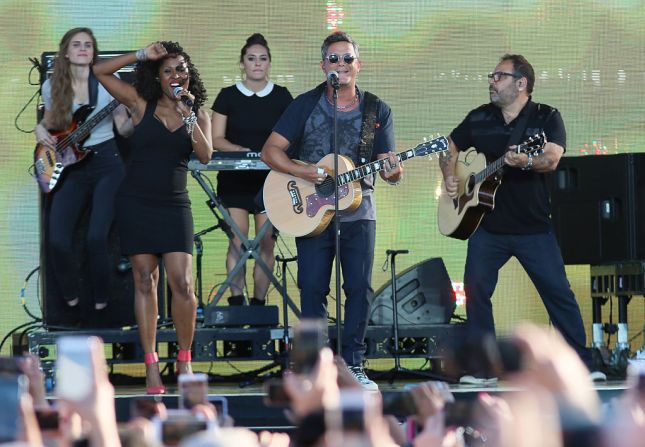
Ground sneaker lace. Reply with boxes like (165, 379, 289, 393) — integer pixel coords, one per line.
(349, 366, 369, 382)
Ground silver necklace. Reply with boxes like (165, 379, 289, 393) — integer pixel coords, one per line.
(326, 90, 359, 110)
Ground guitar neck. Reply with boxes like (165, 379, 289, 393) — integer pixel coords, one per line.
(474, 154, 506, 183)
(67, 100, 120, 145)
(472, 137, 537, 183)
(336, 149, 416, 186)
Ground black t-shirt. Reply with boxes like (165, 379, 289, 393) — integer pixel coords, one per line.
(211, 82, 293, 195)
(450, 100, 565, 234)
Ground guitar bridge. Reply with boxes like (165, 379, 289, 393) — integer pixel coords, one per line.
(287, 180, 303, 214)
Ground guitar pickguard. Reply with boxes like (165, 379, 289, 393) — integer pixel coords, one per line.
(306, 184, 349, 217)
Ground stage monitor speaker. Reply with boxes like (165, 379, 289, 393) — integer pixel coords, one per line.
(548, 154, 645, 264)
(369, 257, 456, 325)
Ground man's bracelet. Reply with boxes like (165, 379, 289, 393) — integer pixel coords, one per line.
(521, 154, 533, 171)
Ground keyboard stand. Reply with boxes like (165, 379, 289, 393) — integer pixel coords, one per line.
(191, 169, 300, 316)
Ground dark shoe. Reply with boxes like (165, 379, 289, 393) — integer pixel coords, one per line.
(249, 297, 266, 306)
(227, 295, 245, 306)
(65, 297, 79, 307)
(94, 299, 108, 310)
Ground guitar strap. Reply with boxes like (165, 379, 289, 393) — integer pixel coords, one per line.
(88, 70, 99, 109)
(357, 91, 379, 164)
(506, 101, 537, 148)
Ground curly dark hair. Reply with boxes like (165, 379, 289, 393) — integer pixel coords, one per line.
(134, 41, 207, 111)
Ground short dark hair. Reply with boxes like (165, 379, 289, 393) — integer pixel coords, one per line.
(501, 54, 535, 94)
(240, 33, 271, 63)
(320, 31, 359, 60)
(134, 41, 207, 111)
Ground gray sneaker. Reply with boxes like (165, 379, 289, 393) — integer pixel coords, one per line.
(589, 370, 607, 382)
(348, 365, 379, 391)
(459, 375, 498, 385)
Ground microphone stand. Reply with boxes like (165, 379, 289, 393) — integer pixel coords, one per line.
(331, 82, 342, 358)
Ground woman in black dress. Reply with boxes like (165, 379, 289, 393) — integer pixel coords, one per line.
(211, 33, 293, 305)
(94, 41, 212, 394)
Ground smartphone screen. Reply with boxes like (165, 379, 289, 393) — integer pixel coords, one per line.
(35, 407, 60, 431)
(0, 357, 23, 375)
(56, 337, 94, 402)
(382, 391, 417, 417)
(154, 410, 210, 446)
(178, 373, 208, 410)
(130, 398, 163, 420)
(209, 396, 228, 426)
(0, 374, 28, 443)
(291, 319, 327, 374)
(263, 379, 290, 407)
(161, 418, 208, 446)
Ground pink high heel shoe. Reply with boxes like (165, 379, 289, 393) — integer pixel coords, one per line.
(144, 352, 166, 395)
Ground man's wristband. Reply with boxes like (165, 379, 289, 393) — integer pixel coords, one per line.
(521, 154, 533, 171)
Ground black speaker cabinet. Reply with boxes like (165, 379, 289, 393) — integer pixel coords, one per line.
(548, 154, 645, 265)
(369, 257, 456, 325)
(39, 51, 136, 85)
(39, 192, 137, 328)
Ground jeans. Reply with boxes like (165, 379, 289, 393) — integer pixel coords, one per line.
(296, 219, 376, 366)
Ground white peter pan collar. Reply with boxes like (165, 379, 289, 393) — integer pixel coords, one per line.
(235, 81, 274, 97)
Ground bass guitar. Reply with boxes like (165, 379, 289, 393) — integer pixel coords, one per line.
(437, 132, 546, 240)
(33, 99, 120, 193)
(263, 136, 448, 237)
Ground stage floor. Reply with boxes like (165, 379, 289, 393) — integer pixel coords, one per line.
(108, 378, 629, 429)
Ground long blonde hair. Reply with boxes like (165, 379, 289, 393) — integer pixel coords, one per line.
(48, 27, 99, 130)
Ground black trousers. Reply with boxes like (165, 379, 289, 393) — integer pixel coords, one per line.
(48, 139, 124, 303)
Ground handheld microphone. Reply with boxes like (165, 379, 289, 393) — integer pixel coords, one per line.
(173, 86, 194, 107)
(327, 71, 340, 89)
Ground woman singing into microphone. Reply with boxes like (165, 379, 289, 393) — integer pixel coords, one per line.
(93, 41, 212, 394)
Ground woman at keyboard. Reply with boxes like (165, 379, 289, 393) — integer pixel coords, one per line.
(211, 33, 293, 306)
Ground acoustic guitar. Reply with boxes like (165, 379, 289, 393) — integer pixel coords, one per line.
(263, 136, 448, 237)
(437, 133, 546, 240)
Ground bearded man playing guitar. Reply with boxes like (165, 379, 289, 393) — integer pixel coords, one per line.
(262, 31, 402, 391)
(35, 28, 132, 312)
(439, 54, 602, 383)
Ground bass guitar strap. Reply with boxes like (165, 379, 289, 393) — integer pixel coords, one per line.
(88, 70, 99, 109)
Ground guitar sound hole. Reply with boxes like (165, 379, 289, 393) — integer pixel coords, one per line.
(466, 175, 475, 194)
(315, 177, 336, 197)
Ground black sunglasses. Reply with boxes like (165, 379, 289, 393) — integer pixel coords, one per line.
(325, 53, 356, 64)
